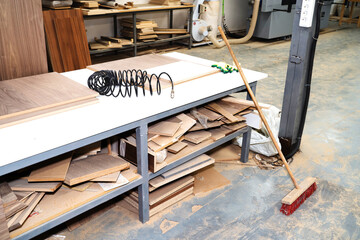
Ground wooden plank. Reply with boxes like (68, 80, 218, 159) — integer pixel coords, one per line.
(197, 107, 222, 121)
(206, 102, 238, 123)
(281, 177, 316, 205)
(7, 193, 45, 231)
(188, 120, 223, 132)
(150, 157, 215, 189)
(152, 113, 196, 147)
(193, 166, 230, 195)
(161, 154, 211, 179)
(4, 201, 27, 219)
(87, 54, 179, 72)
(65, 154, 130, 186)
(0, 183, 17, 207)
(0, 198, 10, 240)
(184, 131, 212, 144)
(43, 9, 91, 72)
(90, 171, 120, 182)
(28, 152, 73, 182)
(167, 141, 188, 154)
(9, 179, 61, 192)
(148, 176, 194, 205)
(223, 122, 247, 132)
(0, 98, 98, 129)
(72, 142, 101, 161)
(63, 182, 94, 192)
(221, 96, 271, 109)
(207, 127, 227, 141)
(208, 143, 241, 162)
(0, 72, 98, 120)
(148, 121, 181, 137)
(221, 115, 246, 124)
(125, 186, 193, 216)
(0, 0, 47, 81)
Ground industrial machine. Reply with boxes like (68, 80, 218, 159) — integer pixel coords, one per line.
(190, 0, 329, 159)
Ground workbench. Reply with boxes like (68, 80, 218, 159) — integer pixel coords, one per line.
(0, 52, 267, 239)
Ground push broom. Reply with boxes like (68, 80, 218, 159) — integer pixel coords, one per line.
(218, 26, 316, 215)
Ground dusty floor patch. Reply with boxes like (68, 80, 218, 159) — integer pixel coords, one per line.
(159, 219, 179, 234)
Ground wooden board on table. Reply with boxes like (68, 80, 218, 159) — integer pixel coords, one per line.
(0, 72, 98, 121)
(208, 143, 242, 162)
(0, 98, 98, 129)
(152, 113, 196, 148)
(0, 198, 10, 240)
(89, 42, 123, 50)
(207, 127, 227, 141)
(167, 141, 188, 154)
(7, 192, 45, 231)
(223, 122, 247, 132)
(9, 179, 61, 192)
(0, 0, 47, 81)
(65, 154, 130, 186)
(183, 131, 212, 144)
(150, 157, 214, 190)
(221, 115, 246, 124)
(193, 166, 230, 195)
(161, 154, 211, 179)
(148, 121, 181, 137)
(28, 152, 73, 182)
(87, 54, 179, 71)
(144, 60, 220, 85)
(43, 9, 91, 73)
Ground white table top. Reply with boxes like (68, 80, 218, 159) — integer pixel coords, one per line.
(0, 52, 267, 168)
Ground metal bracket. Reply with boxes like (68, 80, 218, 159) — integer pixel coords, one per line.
(290, 55, 303, 64)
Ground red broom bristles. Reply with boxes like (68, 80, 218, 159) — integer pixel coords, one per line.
(280, 182, 317, 215)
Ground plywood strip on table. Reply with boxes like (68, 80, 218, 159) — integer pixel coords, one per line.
(0, 0, 48, 81)
(0, 72, 98, 121)
(43, 9, 91, 72)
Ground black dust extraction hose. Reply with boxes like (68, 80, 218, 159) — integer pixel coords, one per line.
(285, 0, 324, 159)
(88, 69, 175, 98)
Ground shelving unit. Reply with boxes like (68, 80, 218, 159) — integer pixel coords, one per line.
(0, 53, 267, 239)
(83, 4, 194, 56)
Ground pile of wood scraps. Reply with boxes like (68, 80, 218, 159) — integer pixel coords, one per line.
(99, 1, 134, 9)
(73, 0, 100, 9)
(120, 96, 253, 173)
(4, 143, 140, 238)
(89, 36, 132, 50)
(0, 72, 99, 129)
(120, 18, 158, 42)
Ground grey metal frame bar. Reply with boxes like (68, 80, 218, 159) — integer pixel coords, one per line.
(4, 81, 257, 239)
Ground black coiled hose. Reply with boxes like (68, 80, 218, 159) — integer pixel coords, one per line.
(88, 70, 175, 98)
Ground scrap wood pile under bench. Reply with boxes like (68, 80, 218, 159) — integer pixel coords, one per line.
(120, 96, 256, 172)
(1, 143, 140, 238)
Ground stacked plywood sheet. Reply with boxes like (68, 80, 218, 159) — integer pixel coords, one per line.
(120, 96, 252, 173)
(120, 18, 158, 42)
(0, 72, 99, 129)
(89, 36, 133, 50)
(125, 175, 194, 217)
(43, 9, 91, 72)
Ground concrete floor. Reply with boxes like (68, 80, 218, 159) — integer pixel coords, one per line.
(57, 22, 360, 240)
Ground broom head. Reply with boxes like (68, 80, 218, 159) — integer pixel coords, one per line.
(280, 177, 317, 215)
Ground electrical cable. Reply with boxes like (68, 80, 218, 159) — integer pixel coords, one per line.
(87, 69, 175, 98)
(285, 0, 324, 159)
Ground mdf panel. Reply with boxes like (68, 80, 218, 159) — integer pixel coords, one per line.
(0, 0, 48, 81)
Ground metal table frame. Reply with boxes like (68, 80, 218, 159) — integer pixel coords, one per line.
(2, 82, 257, 240)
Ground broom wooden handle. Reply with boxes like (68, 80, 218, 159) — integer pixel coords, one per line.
(218, 26, 300, 189)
